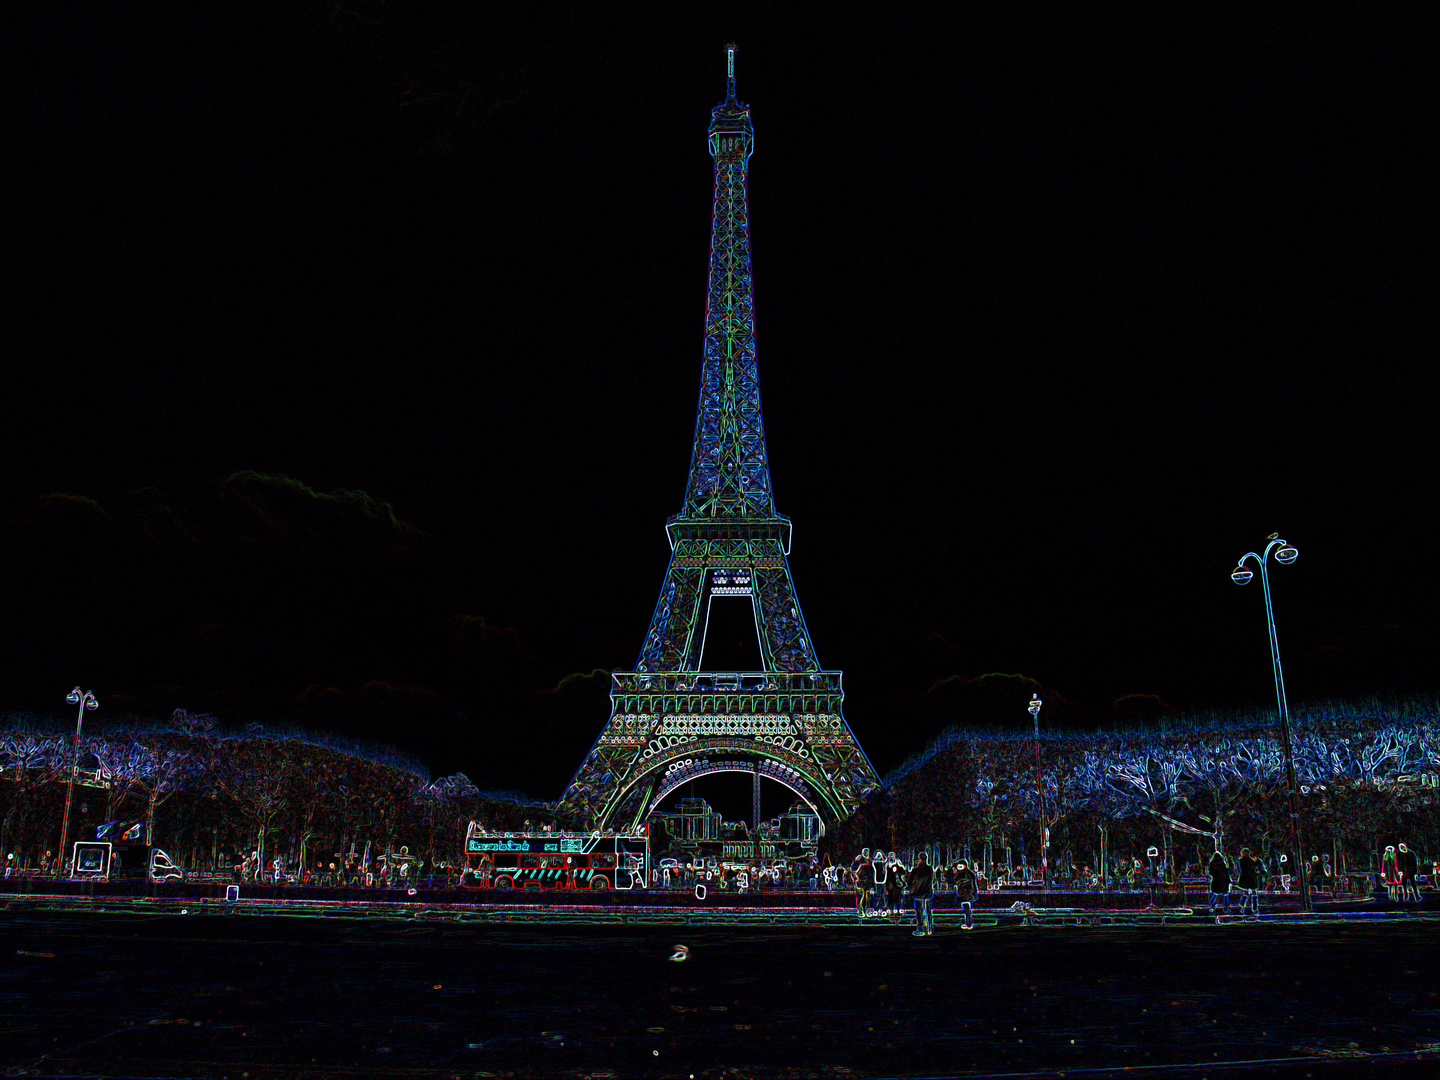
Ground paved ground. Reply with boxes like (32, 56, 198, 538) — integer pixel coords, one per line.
(3, 907, 1438, 1078)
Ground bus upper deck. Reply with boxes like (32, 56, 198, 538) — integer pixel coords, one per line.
(463, 823, 649, 890)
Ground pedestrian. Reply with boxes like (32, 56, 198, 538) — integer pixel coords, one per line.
(1380, 845, 1400, 901)
(1235, 847, 1260, 915)
(856, 854, 875, 919)
(1397, 843, 1419, 903)
(886, 853, 905, 915)
(908, 851, 935, 936)
(1207, 850, 1231, 917)
(871, 850, 888, 917)
(851, 849, 870, 916)
(955, 859, 978, 930)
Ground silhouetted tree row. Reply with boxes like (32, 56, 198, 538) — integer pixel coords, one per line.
(821, 697, 1440, 881)
(0, 710, 581, 875)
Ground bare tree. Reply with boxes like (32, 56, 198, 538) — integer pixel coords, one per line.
(0, 730, 67, 860)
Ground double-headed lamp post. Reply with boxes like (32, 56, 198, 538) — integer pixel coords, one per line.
(56, 687, 98, 876)
(1231, 534, 1311, 914)
(1029, 693, 1048, 889)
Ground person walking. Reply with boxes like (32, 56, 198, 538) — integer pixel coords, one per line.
(908, 851, 935, 936)
(955, 860, 978, 930)
(1380, 845, 1400, 901)
(1207, 849, 1231, 917)
(1236, 847, 1260, 915)
(851, 849, 870, 917)
(871, 850, 888, 918)
(1397, 843, 1419, 903)
(856, 853, 875, 919)
(886, 853, 905, 916)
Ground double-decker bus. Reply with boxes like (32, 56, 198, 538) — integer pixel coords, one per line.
(463, 823, 649, 891)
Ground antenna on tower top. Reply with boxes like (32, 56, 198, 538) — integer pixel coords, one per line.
(725, 44, 737, 103)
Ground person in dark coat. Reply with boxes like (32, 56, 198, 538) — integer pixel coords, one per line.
(1207, 850, 1231, 916)
(886, 853, 905, 915)
(955, 860, 978, 930)
(856, 855, 875, 920)
(1397, 843, 1420, 903)
(1235, 847, 1260, 915)
(908, 851, 935, 936)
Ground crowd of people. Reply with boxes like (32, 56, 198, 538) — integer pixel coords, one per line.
(840, 848, 958, 934)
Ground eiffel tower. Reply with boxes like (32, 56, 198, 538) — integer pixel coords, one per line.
(560, 48, 880, 834)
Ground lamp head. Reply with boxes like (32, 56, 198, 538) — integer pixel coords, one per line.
(1028, 693, 1042, 716)
(85, 697, 99, 710)
(67, 688, 81, 704)
(1231, 567, 1254, 584)
(1275, 545, 1298, 564)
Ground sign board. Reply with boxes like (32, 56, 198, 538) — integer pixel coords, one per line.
(466, 837, 587, 855)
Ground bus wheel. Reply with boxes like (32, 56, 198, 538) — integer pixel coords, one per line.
(590, 877, 609, 890)
(495, 876, 514, 890)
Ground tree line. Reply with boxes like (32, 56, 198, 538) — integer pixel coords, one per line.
(820, 697, 1440, 881)
(0, 710, 581, 875)
(6, 698, 1436, 883)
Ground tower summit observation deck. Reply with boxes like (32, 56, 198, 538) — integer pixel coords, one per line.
(561, 48, 879, 834)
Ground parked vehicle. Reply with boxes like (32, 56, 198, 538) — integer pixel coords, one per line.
(69, 841, 185, 882)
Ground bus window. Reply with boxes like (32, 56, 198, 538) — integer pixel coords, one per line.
(520, 854, 541, 868)
(593, 853, 616, 869)
(571, 855, 590, 869)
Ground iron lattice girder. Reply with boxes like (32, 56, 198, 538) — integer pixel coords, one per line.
(682, 70, 772, 522)
(635, 537, 819, 675)
(558, 53, 879, 832)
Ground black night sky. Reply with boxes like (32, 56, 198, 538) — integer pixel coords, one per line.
(7, 6, 1435, 808)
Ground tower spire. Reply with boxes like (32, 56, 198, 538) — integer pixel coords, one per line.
(678, 42, 778, 537)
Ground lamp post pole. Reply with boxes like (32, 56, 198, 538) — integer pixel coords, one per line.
(1231, 535, 1311, 914)
(1029, 693, 1047, 889)
(56, 687, 98, 877)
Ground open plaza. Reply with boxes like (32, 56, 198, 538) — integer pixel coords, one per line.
(3, 903, 1439, 1079)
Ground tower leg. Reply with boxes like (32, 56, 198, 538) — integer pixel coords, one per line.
(625, 775, 663, 836)
(753, 769, 762, 832)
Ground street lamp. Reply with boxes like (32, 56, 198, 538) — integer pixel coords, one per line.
(56, 687, 98, 877)
(1231, 534, 1311, 914)
(1029, 693, 1048, 889)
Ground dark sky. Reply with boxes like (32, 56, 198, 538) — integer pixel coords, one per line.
(7, 5, 1436, 805)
